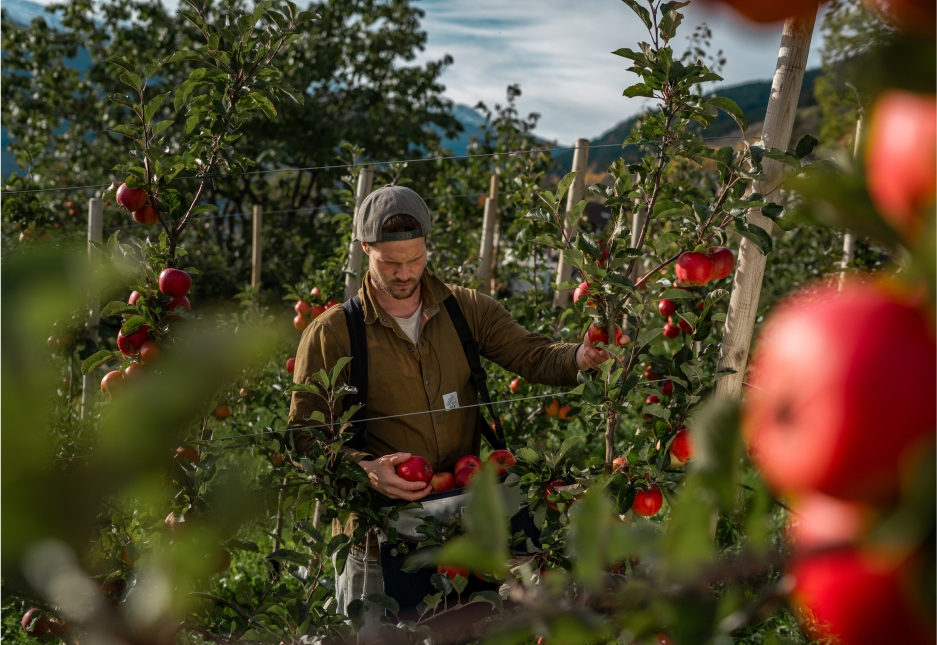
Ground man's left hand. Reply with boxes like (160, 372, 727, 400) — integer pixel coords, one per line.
(576, 332, 611, 371)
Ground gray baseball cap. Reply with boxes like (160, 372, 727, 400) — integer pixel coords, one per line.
(354, 185, 432, 243)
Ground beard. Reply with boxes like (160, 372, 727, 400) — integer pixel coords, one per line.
(371, 270, 422, 300)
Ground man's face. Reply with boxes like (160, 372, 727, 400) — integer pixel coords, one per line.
(363, 237, 427, 300)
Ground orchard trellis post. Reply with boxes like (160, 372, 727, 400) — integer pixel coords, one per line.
(477, 175, 499, 295)
(552, 138, 591, 307)
(715, 8, 819, 399)
(344, 166, 375, 301)
(80, 198, 104, 420)
(251, 205, 263, 289)
(839, 112, 864, 289)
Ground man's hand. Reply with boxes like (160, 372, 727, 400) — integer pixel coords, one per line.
(359, 452, 433, 501)
(576, 331, 611, 371)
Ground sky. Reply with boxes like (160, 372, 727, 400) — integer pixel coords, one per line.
(19, 0, 827, 144)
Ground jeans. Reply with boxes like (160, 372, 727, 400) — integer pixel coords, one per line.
(333, 546, 385, 639)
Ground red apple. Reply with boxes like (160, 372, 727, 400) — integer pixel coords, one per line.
(128, 290, 143, 305)
(487, 449, 516, 475)
(644, 365, 662, 380)
(212, 405, 231, 420)
(117, 324, 150, 355)
(270, 451, 285, 466)
(116, 183, 147, 211)
(285, 357, 295, 373)
(670, 428, 692, 464)
(558, 405, 576, 420)
(632, 486, 663, 517)
(454, 467, 478, 488)
(123, 363, 144, 379)
(454, 454, 482, 474)
(662, 322, 680, 338)
(101, 370, 123, 395)
(325, 300, 340, 309)
(430, 471, 455, 492)
(132, 202, 159, 226)
(166, 295, 191, 321)
(211, 549, 232, 574)
(545, 399, 560, 416)
(22, 609, 49, 637)
(572, 281, 590, 304)
(139, 341, 161, 363)
(396, 455, 433, 483)
(658, 299, 676, 318)
(701, 0, 819, 23)
(309, 304, 326, 319)
(677, 318, 693, 334)
(587, 323, 623, 346)
(159, 268, 191, 297)
(708, 246, 735, 280)
(509, 377, 522, 393)
(743, 281, 936, 502)
(294, 300, 312, 316)
(310, 286, 321, 297)
(545, 480, 570, 511)
(789, 549, 934, 645)
(293, 314, 309, 331)
(437, 564, 469, 580)
(661, 380, 673, 397)
(787, 493, 870, 552)
(645, 394, 660, 404)
(175, 445, 200, 465)
(866, 91, 936, 240)
(611, 457, 627, 472)
(675, 251, 714, 286)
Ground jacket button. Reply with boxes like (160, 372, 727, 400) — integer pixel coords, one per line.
(390, 548, 398, 557)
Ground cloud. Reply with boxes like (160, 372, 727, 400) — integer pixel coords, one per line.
(414, 0, 826, 142)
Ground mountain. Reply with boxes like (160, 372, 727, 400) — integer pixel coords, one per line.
(554, 68, 822, 176)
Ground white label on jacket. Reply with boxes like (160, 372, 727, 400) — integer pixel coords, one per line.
(443, 392, 459, 410)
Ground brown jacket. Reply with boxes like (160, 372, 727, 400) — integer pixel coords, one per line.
(287, 269, 581, 472)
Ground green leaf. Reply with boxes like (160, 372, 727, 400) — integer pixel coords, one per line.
(794, 134, 819, 159)
(144, 92, 171, 123)
(365, 593, 399, 616)
(246, 92, 277, 119)
(763, 148, 801, 168)
(621, 0, 652, 29)
(708, 96, 748, 132)
(733, 221, 773, 255)
(150, 120, 173, 138)
(119, 72, 144, 92)
(568, 488, 614, 591)
(436, 467, 509, 576)
(109, 124, 143, 140)
(100, 301, 137, 317)
(81, 350, 117, 375)
(555, 171, 579, 205)
(120, 315, 147, 335)
(469, 590, 503, 610)
(657, 288, 693, 300)
(654, 231, 681, 256)
(623, 83, 655, 98)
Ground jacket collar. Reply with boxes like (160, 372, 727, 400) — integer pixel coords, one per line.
(359, 267, 452, 325)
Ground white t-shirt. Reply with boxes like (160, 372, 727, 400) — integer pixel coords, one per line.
(391, 303, 422, 345)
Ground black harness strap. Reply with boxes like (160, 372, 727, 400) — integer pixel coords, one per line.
(339, 294, 507, 452)
(442, 295, 507, 451)
(341, 296, 369, 450)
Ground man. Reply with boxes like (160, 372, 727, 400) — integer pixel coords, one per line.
(288, 185, 609, 616)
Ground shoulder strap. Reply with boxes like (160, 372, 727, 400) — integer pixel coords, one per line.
(442, 295, 507, 450)
(341, 295, 369, 450)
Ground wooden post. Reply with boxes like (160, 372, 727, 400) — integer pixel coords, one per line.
(80, 198, 104, 421)
(839, 113, 864, 289)
(552, 138, 591, 307)
(251, 205, 262, 289)
(344, 167, 375, 301)
(715, 8, 819, 400)
(477, 175, 499, 296)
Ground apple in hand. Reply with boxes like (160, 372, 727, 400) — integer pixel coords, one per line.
(632, 486, 663, 517)
(487, 449, 516, 475)
(454, 467, 478, 488)
(116, 183, 147, 211)
(430, 471, 455, 492)
(675, 251, 714, 286)
(743, 281, 936, 502)
(396, 455, 434, 483)
(159, 268, 192, 297)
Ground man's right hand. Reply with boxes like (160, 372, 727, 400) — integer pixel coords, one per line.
(358, 452, 433, 501)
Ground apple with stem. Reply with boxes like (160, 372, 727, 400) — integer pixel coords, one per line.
(159, 268, 192, 298)
(430, 471, 455, 492)
(116, 183, 147, 211)
(632, 486, 663, 517)
(487, 449, 516, 475)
